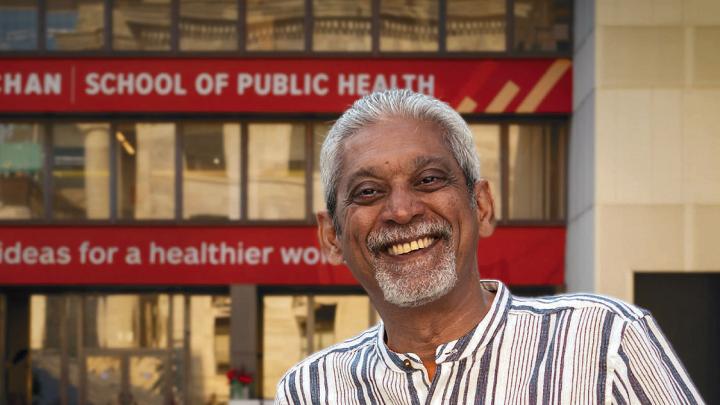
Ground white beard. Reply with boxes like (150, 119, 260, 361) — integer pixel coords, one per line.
(372, 240, 457, 308)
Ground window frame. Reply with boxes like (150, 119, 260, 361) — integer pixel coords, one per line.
(0, 0, 573, 58)
(0, 114, 568, 226)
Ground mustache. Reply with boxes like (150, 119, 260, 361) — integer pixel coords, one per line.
(366, 219, 452, 254)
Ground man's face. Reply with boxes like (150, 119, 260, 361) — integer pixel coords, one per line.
(321, 116, 491, 308)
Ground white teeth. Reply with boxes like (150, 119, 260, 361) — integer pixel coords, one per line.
(387, 237, 436, 256)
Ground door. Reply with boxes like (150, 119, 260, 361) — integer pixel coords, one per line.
(30, 293, 189, 405)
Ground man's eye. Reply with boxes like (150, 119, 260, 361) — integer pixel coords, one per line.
(351, 187, 381, 203)
(420, 176, 439, 184)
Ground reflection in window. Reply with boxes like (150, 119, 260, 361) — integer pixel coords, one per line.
(47, 0, 104, 50)
(247, 123, 306, 220)
(514, 0, 571, 52)
(0, 123, 44, 219)
(246, 0, 304, 51)
(182, 122, 240, 220)
(180, 0, 238, 51)
(312, 123, 329, 214)
(113, 0, 171, 50)
(52, 123, 110, 219)
(469, 124, 502, 219)
(116, 123, 175, 219)
(447, 0, 505, 51)
(0, 0, 38, 50)
(380, 0, 438, 52)
(83, 295, 169, 349)
(189, 295, 231, 403)
(262, 295, 375, 398)
(30, 295, 81, 403)
(508, 124, 566, 220)
(313, 0, 371, 51)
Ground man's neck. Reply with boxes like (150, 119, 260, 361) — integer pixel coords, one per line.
(377, 276, 495, 379)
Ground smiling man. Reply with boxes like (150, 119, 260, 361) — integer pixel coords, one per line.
(275, 90, 702, 404)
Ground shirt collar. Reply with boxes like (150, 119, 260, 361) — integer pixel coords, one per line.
(374, 280, 512, 372)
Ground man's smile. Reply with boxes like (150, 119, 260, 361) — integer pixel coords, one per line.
(387, 236, 437, 256)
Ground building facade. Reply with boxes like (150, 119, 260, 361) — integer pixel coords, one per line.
(0, 0, 600, 404)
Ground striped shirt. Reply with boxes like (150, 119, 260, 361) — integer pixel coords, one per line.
(275, 280, 703, 404)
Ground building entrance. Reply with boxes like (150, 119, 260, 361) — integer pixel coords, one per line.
(21, 291, 231, 405)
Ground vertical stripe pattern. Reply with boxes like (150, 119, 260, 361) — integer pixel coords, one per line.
(275, 281, 704, 405)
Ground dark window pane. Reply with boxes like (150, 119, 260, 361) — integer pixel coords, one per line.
(0, 123, 44, 219)
(246, 0, 304, 51)
(380, 0, 438, 52)
(0, 0, 38, 50)
(182, 122, 240, 220)
(447, 0, 505, 52)
(514, 0, 571, 52)
(180, 0, 238, 51)
(52, 123, 110, 219)
(313, 0, 371, 52)
(115, 122, 175, 219)
(113, 0, 171, 51)
(47, 0, 104, 50)
(508, 123, 566, 220)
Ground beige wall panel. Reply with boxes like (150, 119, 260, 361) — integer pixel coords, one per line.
(596, 90, 653, 204)
(692, 205, 720, 269)
(597, 0, 683, 26)
(693, 26, 720, 86)
(599, 27, 685, 88)
(596, 204, 685, 300)
(597, 89, 685, 205)
(649, 89, 685, 203)
(685, 0, 720, 25)
(683, 90, 720, 202)
(594, 90, 617, 203)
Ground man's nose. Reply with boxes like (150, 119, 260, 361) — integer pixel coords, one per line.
(381, 187, 424, 224)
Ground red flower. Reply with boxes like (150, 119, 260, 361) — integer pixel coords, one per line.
(226, 368, 253, 385)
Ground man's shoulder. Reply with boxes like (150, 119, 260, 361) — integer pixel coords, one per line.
(276, 324, 380, 385)
(509, 291, 650, 322)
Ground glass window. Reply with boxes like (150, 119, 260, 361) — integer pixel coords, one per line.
(30, 295, 81, 404)
(0, 0, 38, 50)
(113, 0, 171, 51)
(189, 295, 230, 403)
(180, 0, 238, 51)
(246, 0, 304, 51)
(447, 0, 505, 52)
(52, 123, 110, 219)
(469, 124, 502, 220)
(262, 294, 376, 398)
(115, 122, 175, 219)
(247, 123, 306, 220)
(182, 122, 240, 220)
(514, 0, 571, 52)
(380, 0, 438, 52)
(508, 123, 566, 220)
(46, 0, 104, 51)
(312, 122, 329, 214)
(0, 123, 44, 219)
(313, 0, 371, 52)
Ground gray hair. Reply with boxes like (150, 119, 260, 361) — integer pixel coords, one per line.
(320, 89, 481, 225)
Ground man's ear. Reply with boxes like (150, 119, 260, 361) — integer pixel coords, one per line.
(316, 211, 344, 265)
(473, 179, 496, 238)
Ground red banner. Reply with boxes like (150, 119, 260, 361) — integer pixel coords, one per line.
(0, 226, 564, 286)
(0, 58, 571, 114)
